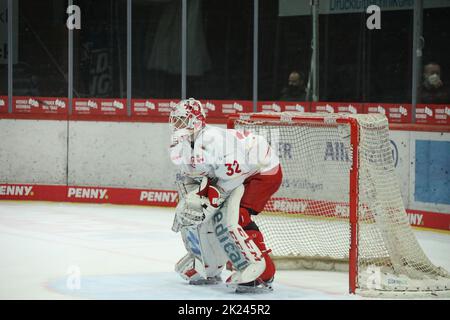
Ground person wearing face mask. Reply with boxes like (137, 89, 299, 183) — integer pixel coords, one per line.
(418, 62, 449, 104)
(280, 71, 306, 101)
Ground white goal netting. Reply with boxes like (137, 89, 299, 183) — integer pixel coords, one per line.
(232, 112, 450, 296)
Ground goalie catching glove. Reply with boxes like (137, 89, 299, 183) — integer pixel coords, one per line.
(177, 207, 205, 226)
(175, 191, 205, 226)
(175, 177, 224, 227)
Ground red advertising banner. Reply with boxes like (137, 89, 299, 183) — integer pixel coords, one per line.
(1, 184, 448, 231)
(73, 98, 127, 116)
(200, 100, 253, 118)
(311, 102, 364, 114)
(364, 103, 412, 123)
(0, 95, 7, 113)
(257, 101, 310, 113)
(3, 96, 450, 128)
(65, 186, 178, 206)
(0, 184, 67, 202)
(415, 104, 450, 125)
(131, 99, 178, 117)
(13, 96, 68, 114)
(406, 209, 450, 231)
(131, 99, 254, 119)
(0, 184, 178, 207)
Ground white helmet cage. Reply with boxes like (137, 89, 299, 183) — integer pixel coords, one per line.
(169, 98, 206, 135)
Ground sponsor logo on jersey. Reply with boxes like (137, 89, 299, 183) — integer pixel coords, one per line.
(139, 191, 178, 203)
(190, 156, 196, 168)
(67, 188, 108, 199)
(0, 185, 34, 196)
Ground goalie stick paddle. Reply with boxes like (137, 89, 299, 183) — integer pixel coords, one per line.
(172, 180, 190, 233)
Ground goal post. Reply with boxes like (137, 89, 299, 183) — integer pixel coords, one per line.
(227, 112, 450, 297)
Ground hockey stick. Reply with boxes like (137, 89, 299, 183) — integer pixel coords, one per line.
(171, 179, 188, 233)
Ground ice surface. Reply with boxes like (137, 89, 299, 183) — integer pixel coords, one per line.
(0, 201, 448, 300)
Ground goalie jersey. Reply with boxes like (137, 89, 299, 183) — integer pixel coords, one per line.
(170, 125, 280, 194)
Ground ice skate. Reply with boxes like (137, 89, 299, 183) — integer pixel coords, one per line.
(189, 275, 222, 285)
(232, 277, 274, 294)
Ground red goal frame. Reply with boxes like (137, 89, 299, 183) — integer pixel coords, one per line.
(228, 113, 360, 294)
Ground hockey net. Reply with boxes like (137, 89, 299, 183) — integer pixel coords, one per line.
(228, 112, 450, 297)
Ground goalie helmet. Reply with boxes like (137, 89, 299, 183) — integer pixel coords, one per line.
(169, 98, 206, 135)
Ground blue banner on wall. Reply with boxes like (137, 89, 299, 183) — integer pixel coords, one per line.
(415, 140, 450, 205)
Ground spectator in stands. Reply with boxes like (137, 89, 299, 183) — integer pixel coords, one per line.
(280, 71, 306, 101)
(418, 62, 449, 104)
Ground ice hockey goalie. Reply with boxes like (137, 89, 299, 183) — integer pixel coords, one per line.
(168, 98, 282, 293)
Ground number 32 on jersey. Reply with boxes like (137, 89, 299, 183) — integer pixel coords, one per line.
(225, 160, 241, 176)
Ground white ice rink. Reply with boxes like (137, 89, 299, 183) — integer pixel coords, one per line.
(0, 201, 449, 300)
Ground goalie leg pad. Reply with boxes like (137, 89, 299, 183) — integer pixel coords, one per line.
(175, 253, 221, 285)
(224, 225, 267, 285)
(211, 185, 268, 285)
(223, 230, 276, 283)
(177, 221, 227, 283)
(245, 229, 275, 282)
(175, 253, 203, 282)
(238, 207, 276, 282)
(197, 218, 228, 279)
(223, 228, 275, 292)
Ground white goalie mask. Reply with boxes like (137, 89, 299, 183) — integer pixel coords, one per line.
(169, 98, 206, 138)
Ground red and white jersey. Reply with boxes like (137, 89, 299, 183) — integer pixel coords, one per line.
(170, 125, 280, 194)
